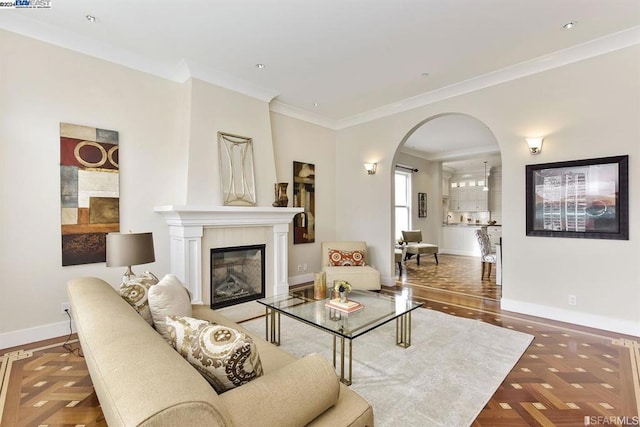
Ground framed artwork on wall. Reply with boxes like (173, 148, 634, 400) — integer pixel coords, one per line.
(525, 155, 628, 240)
(293, 161, 315, 244)
(418, 192, 427, 218)
(60, 122, 120, 266)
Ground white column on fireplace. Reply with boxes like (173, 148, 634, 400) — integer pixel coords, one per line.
(154, 206, 302, 304)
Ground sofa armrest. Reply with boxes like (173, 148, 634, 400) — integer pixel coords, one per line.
(220, 353, 339, 427)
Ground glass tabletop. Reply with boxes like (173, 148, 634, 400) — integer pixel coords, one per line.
(256, 289, 423, 340)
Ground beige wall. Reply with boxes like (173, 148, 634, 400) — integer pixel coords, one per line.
(270, 112, 337, 282)
(0, 30, 280, 347)
(0, 30, 182, 344)
(335, 45, 640, 335)
(1, 28, 638, 346)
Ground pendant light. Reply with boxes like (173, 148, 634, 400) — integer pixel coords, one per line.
(482, 161, 489, 192)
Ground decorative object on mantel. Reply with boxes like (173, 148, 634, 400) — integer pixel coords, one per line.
(418, 192, 427, 218)
(272, 182, 289, 207)
(218, 132, 256, 206)
(60, 122, 120, 266)
(313, 271, 326, 300)
(525, 155, 629, 240)
(106, 232, 156, 283)
(293, 161, 315, 244)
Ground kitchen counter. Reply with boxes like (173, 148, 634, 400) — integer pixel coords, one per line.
(441, 225, 483, 256)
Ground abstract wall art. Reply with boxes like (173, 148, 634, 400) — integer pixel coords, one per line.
(525, 155, 628, 240)
(60, 123, 120, 266)
(293, 161, 315, 244)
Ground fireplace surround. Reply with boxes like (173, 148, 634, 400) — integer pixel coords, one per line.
(154, 205, 302, 306)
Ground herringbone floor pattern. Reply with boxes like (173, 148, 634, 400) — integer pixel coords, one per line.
(1, 256, 638, 426)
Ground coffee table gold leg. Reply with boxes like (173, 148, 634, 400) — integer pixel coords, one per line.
(332, 335, 336, 368)
(396, 311, 412, 348)
(267, 308, 280, 346)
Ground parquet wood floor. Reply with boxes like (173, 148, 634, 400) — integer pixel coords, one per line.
(1, 257, 638, 426)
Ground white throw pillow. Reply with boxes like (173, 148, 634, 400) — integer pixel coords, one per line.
(148, 274, 192, 341)
(166, 316, 263, 393)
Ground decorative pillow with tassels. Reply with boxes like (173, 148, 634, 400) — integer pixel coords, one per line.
(328, 249, 366, 266)
(166, 316, 263, 394)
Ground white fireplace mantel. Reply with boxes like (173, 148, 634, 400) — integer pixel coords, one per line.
(154, 205, 302, 304)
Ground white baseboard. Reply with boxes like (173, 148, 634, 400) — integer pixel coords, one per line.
(501, 298, 640, 337)
(288, 273, 314, 286)
(0, 319, 75, 350)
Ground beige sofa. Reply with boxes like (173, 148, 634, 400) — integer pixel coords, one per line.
(67, 277, 373, 426)
(321, 241, 381, 291)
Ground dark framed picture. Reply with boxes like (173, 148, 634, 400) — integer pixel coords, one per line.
(525, 155, 628, 240)
(418, 192, 427, 218)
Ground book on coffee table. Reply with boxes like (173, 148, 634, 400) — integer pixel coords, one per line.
(325, 298, 364, 313)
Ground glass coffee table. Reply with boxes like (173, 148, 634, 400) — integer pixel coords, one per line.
(257, 289, 423, 385)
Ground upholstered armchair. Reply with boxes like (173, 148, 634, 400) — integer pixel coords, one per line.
(401, 230, 439, 266)
(321, 241, 381, 290)
(474, 228, 497, 280)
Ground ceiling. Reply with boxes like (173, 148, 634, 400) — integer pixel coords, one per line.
(6, 2, 637, 172)
(3, 0, 639, 131)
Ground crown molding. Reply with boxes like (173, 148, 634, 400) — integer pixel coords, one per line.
(2, 16, 638, 127)
(0, 16, 278, 103)
(0, 14, 179, 81)
(401, 144, 500, 162)
(177, 59, 279, 102)
(334, 26, 640, 130)
(269, 101, 338, 129)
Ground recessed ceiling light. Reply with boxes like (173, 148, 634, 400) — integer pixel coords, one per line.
(86, 15, 96, 22)
(255, 63, 265, 69)
(563, 21, 577, 29)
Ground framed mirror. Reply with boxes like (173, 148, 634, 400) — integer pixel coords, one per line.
(218, 132, 256, 206)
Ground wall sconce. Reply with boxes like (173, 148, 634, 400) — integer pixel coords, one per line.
(363, 162, 377, 175)
(525, 137, 544, 155)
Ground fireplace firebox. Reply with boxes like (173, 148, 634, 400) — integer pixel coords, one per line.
(210, 244, 265, 309)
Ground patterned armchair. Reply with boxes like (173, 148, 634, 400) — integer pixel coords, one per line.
(475, 228, 497, 280)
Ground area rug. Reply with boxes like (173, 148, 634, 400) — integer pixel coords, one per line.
(242, 308, 533, 426)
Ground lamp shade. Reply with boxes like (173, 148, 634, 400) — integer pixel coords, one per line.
(106, 232, 155, 267)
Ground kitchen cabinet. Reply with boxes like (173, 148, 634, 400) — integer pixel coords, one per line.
(448, 186, 488, 212)
(441, 226, 482, 256)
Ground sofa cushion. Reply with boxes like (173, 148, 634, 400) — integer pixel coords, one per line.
(148, 274, 192, 341)
(328, 249, 366, 266)
(119, 272, 159, 325)
(166, 316, 263, 394)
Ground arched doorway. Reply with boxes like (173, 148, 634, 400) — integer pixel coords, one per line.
(391, 113, 502, 300)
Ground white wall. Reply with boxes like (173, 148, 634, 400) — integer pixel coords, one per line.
(270, 112, 337, 283)
(335, 45, 640, 336)
(0, 30, 281, 348)
(0, 30, 181, 346)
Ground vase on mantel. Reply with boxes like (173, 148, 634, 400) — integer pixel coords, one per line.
(272, 183, 289, 207)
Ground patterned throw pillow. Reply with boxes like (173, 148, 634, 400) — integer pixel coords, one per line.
(328, 249, 366, 266)
(119, 272, 159, 325)
(166, 316, 263, 394)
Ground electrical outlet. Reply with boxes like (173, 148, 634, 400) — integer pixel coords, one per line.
(61, 302, 71, 315)
(297, 264, 302, 272)
(303, 263, 307, 271)
(568, 295, 577, 306)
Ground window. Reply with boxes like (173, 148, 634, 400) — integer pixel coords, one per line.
(395, 171, 411, 240)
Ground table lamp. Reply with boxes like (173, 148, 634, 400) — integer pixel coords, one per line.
(106, 232, 155, 283)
